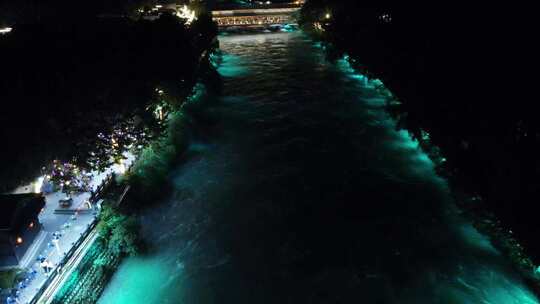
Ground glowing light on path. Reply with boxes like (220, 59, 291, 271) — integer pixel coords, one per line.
(34, 176, 45, 193)
(0, 27, 12, 34)
(176, 5, 197, 25)
(112, 159, 127, 175)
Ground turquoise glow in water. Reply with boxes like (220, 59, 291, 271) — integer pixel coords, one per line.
(100, 32, 539, 304)
(217, 54, 248, 78)
(98, 257, 176, 304)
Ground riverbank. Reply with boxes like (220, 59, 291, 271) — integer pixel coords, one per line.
(298, 3, 540, 296)
(36, 84, 208, 303)
(1, 10, 219, 303)
(44, 54, 220, 303)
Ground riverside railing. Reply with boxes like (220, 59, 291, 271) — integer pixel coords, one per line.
(88, 173, 114, 202)
(28, 218, 98, 304)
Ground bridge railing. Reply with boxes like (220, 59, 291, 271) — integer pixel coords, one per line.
(215, 15, 293, 27)
(212, 2, 302, 11)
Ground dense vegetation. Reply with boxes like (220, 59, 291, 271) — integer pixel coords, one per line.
(42, 73, 217, 302)
(0, 9, 217, 192)
(124, 83, 210, 208)
(51, 205, 139, 304)
(300, 0, 539, 286)
(0, 269, 22, 290)
(48, 68, 219, 304)
(0, 0, 157, 24)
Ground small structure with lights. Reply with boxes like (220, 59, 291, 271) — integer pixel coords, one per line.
(0, 193, 45, 268)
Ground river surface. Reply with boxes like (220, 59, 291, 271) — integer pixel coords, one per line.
(99, 32, 538, 303)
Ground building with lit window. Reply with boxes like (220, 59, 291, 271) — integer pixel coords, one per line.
(0, 194, 45, 269)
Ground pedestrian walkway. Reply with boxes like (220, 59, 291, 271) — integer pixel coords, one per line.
(8, 153, 135, 304)
(18, 232, 47, 269)
(40, 229, 100, 304)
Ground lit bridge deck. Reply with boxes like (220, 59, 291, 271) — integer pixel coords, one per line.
(212, 3, 302, 28)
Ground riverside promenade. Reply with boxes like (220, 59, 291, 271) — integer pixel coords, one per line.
(7, 155, 135, 304)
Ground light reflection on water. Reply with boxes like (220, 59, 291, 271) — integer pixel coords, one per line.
(99, 32, 538, 304)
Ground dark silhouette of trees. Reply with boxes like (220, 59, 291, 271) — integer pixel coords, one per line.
(300, 2, 540, 263)
(0, 11, 217, 192)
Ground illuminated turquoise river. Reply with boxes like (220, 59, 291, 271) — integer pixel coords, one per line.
(99, 32, 538, 303)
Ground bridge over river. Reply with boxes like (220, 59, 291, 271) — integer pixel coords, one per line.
(211, 2, 302, 28)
